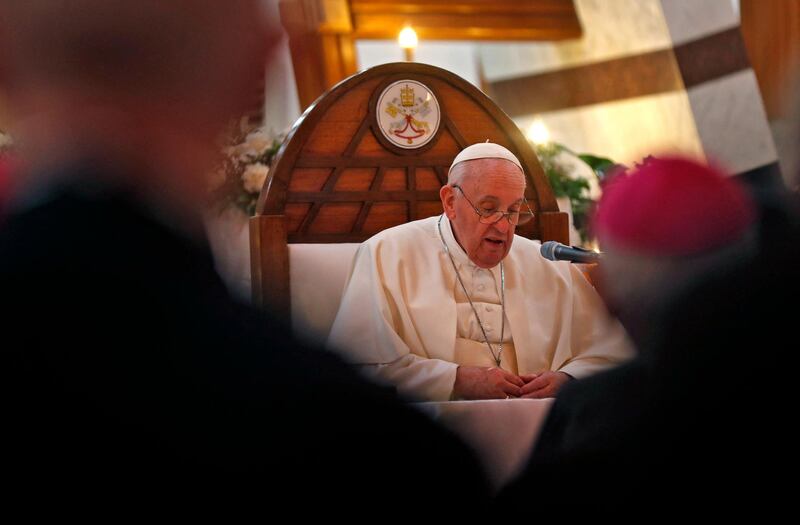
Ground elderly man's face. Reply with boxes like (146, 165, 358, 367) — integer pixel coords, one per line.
(441, 159, 526, 268)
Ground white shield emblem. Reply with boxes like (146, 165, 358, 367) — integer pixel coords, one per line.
(376, 80, 441, 149)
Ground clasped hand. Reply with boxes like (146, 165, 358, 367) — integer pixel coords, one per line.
(453, 366, 571, 400)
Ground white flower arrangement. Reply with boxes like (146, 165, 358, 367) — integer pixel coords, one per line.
(242, 163, 271, 194)
(208, 120, 285, 216)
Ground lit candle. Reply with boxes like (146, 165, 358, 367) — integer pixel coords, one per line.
(398, 26, 418, 62)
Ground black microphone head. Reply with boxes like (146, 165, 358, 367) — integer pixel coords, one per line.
(540, 241, 559, 261)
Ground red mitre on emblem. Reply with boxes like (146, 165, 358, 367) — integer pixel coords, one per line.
(592, 156, 757, 256)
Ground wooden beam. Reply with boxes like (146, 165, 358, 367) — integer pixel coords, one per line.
(279, 0, 358, 110)
(350, 0, 582, 41)
(740, 0, 800, 118)
(489, 28, 751, 118)
(490, 49, 682, 117)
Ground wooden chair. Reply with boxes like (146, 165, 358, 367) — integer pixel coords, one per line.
(250, 62, 569, 333)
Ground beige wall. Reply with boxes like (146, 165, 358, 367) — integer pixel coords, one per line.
(261, 0, 301, 134)
(479, 0, 779, 179)
(479, 0, 705, 167)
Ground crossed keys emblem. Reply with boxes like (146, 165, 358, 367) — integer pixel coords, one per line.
(376, 79, 440, 149)
(384, 84, 432, 144)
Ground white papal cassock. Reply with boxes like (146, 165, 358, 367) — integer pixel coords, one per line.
(327, 214, 633, 401)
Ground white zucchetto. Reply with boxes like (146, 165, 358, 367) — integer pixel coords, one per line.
(449, 142, 523, 173)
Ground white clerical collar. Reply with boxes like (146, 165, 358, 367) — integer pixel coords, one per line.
(439, 214, 503, 277)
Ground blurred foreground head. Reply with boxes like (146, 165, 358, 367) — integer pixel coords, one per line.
(592, 156, 757, 333)
(0, 0, 278, 217)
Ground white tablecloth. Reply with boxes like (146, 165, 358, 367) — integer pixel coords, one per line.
(415, 398, 554, 489)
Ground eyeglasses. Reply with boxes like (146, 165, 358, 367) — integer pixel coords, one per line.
(452, 185, 534, 226)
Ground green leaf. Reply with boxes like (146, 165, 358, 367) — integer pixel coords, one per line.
(577, 154, 616, 180)
(532, 141, 617, 244)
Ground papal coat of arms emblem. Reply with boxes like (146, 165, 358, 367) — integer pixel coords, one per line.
(376, 80, 441, 149)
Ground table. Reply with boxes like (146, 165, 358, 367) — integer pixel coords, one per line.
(415, 398, 554, 489)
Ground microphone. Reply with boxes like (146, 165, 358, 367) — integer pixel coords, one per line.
(540, 241, 602, 264)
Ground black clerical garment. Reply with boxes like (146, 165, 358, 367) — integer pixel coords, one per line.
(499, 196, 800, 518)
(0, 166, 489, 518)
